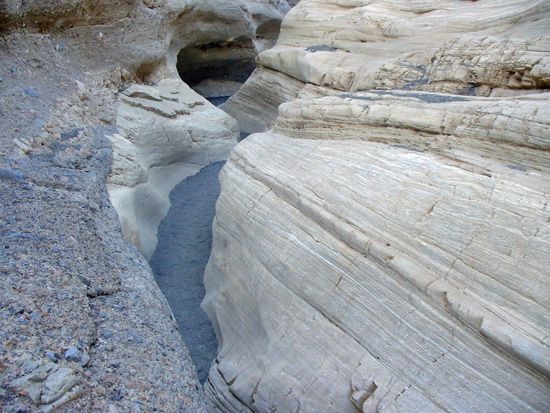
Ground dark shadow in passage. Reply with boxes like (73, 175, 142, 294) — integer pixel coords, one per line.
(150, 162, 225, 383)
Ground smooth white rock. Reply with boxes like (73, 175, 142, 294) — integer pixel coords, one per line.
(108, 79, 238, 258)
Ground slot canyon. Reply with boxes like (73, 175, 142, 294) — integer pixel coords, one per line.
(1, 1, 549, 412)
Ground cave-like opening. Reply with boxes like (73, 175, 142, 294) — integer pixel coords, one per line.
(176, 37, 257, 106)
(151, 14, 286, 385)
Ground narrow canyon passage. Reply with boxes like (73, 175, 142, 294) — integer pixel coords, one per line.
(149, 162, 225, 383)
(2, 0, 550, 412)
(146, 41, 258, 383)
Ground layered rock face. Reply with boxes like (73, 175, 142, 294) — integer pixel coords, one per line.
(223, 0, 550, 134)
(203, 1, 550, 412)
(102, 0, 294, 257)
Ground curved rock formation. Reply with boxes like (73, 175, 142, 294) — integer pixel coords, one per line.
(107, 80, 238, 258)
(2, 0, 548, 411)
(203, 1, 550, 412)
(172, 0, 293, 99)
(103, 0, 295, 257)
(223, 0, 550, 134)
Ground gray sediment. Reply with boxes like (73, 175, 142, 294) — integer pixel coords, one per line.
(150, 162, 224, 383)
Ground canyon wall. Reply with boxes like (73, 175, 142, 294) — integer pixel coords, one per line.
(2, 0, 548, 411)
(0, 0, 293, 411)
(107, 80, 238, 259)
(203, 1, 550, 412)
(2, 0, 296, 258)
(223, 0, 550, 134)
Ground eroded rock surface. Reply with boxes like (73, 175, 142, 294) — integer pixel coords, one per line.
(203, 1, 550, 412)
(173, 0, 295, 98)
(0, 125, 207, 412)
(0, 0, 293, 411)
(107, 80, 238, 258)
(223, 0, 550, 134)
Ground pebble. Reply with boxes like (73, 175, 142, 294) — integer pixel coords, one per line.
(0, 168, 25, 183)
(41, 367, 78, 404)
(30, 363, 56, 381)
(126, 333, 144, 344)
(30, 311, 41, 322)
(33, 118, 45, 130)
(64, 346, 82, 362)
(22, 359, 39, 374)
(45, 350, 58, 363)
(80, 353, 91, 367)
(23, 87, 40, 98)
(60, 127, 82, 141)
(101, 330, 113, 339)
(111, 387, 124, 401)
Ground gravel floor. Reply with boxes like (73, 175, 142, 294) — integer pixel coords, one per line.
(150, 162, 224, 383)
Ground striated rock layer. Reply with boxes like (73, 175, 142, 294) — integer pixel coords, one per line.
(223, 0, 550, 134)
(203, 0, 550, 412)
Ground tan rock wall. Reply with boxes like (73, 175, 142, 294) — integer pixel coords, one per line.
(203, 1, 550, 412)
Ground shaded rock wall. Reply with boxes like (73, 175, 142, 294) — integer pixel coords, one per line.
(0, 1, 215, 411)
(0, 126, 208, 412)
(174, 0, 292, 98)
(0, 0, 295, 411)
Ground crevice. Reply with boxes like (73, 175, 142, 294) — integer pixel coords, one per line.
(149, 162, 225, 383)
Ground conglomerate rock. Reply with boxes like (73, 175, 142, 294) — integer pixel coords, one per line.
(203, 1, 550, 412)
(0, 0, 294, 411)
(1, 125, 208, 412)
